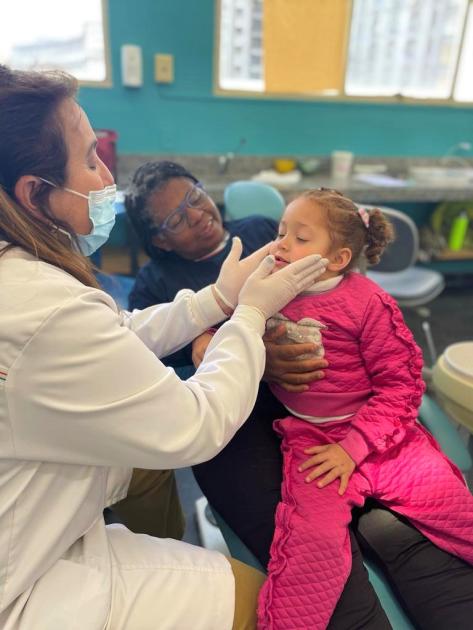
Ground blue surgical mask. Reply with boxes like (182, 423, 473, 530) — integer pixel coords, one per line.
(39, 178, 117, 256)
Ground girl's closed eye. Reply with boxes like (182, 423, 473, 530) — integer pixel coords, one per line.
(296, 237, 309, 243)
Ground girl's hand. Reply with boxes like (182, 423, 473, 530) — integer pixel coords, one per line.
(298, 443, 355, 495)
(191, 332, 214, 368)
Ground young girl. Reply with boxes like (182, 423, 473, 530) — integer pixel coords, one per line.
(257, 188, 473, 630)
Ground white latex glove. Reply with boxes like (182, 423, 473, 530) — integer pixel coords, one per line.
(238, 254, 328, 320)
(214, 237, 272, 309)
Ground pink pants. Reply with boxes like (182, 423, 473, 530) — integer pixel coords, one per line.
(257, 417, 473, 630)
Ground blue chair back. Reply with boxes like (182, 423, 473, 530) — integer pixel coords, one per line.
(364, 205, 445, 307)
(224, 181, 285, 221)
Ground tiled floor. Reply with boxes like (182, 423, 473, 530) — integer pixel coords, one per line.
(100, 246, 473, 547)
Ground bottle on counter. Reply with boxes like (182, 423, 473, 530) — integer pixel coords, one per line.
(448, 212, 469, 251)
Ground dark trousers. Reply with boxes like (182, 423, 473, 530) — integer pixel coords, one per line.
(193, 382, 473, 630)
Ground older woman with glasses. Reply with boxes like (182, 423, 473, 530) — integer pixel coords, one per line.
(125, 161, 288, 369)
(125, 160, 473, 630)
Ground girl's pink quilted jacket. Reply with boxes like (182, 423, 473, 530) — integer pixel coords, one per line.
(269, 272, 425, 464)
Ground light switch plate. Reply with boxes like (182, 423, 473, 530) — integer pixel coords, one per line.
(155, 54, 174, 83)
(121, 44, 143, 87)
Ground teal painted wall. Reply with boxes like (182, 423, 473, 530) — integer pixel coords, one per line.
(79, 0, 473, 157)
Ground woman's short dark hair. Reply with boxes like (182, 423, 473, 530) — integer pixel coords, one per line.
(125, 160, 198, 258)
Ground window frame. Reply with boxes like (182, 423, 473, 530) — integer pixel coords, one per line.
(76, 0, 113, 88)
(1, 0, 113, 88)
(213, 0, 473, 108)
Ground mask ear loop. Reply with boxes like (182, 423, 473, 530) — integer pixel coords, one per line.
(38, 177, 89, 200)
(36, 177, 77, 241)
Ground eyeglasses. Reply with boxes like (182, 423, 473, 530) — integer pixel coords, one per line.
(152, 183, 208, 235)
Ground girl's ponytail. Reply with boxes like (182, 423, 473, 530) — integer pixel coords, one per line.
(364, 208, 395, 266)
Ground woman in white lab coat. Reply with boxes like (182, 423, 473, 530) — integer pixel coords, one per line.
(0, 65, 326, 629)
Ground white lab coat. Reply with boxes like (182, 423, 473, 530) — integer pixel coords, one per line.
(0, 243, 265, 629)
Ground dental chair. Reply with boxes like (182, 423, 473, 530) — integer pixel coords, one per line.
(365, 206, 445, 310)
(433, 341, 473, 436)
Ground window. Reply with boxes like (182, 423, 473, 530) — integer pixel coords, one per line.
(455, 1, 473, 101)
(0, 0, 110, 85)
(216, 0, 473, 104)
(346, 0, 468, 99)
(218, 0, 264, 91)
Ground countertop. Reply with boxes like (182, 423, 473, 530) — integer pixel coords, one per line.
(117, 154, 473, 205)
(203, 174, 473, 205)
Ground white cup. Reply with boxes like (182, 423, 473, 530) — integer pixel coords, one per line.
(331, 151, 354, 181)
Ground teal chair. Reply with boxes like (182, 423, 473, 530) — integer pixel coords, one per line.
(211, 394, 471, 629)
(224, 180, 285, 221)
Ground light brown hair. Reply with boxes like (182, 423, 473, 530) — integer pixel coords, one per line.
(0, 65, 99, 287)
(301, 188, 395, 270)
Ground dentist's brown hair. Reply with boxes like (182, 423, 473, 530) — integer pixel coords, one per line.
(0, 65, 99, 287)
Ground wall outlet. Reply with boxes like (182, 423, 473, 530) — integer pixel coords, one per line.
(121, 44, 143, 88)
(155, 54, 174, 83)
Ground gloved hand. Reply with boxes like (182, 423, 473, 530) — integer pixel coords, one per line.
(238, 254, 328, 320)
(214, 237, 272, 309)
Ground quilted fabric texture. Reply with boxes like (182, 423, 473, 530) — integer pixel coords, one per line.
(269, 272, 425, 464)
(257, 273, 473, 629)
(257, 419, 473, 630)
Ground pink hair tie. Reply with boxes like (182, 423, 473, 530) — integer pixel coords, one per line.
(357, 206, 370, 229)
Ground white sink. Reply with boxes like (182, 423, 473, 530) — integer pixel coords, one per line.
(408, 166, 473, 186)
